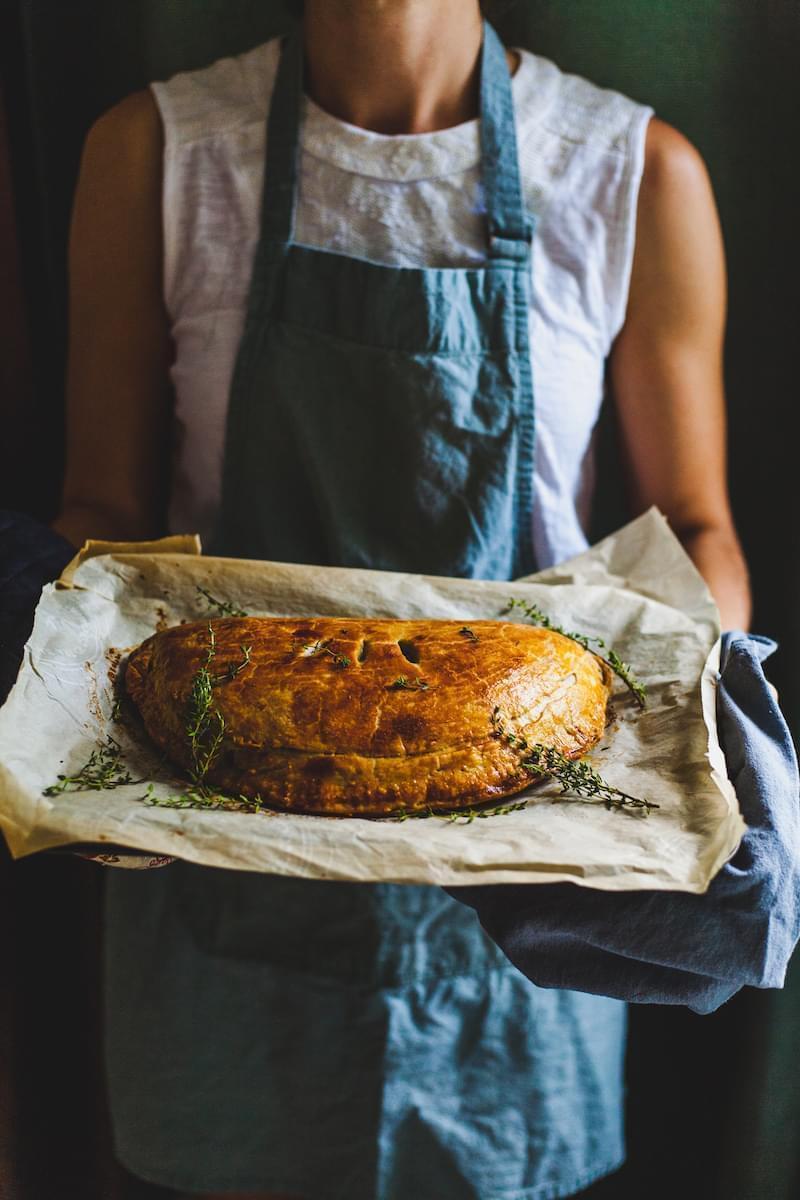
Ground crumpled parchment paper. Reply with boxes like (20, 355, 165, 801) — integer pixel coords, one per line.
(0, 508, 744, 892)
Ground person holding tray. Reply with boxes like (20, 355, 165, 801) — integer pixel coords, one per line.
(48, 0, 758, 1198)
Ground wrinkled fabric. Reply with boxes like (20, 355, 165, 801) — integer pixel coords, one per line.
(0, 510, 74, 704)
(105, 871, 626, 1199)
(450, 633, 800, 1015)
(209, 20, 537, 580)
(150, 35, 653, 565)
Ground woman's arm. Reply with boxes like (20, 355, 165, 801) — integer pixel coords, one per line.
(609, 117, 752, 631)
(52, 89, 173, 547)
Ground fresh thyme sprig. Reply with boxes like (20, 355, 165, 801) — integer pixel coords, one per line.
(323, 647, 351, 669)
(140, 782, 268, 813)
(389, 676, 430, 691)
(501, 598, 647, 708)
(302, 640, 351, 668)
(491, 707, 657, 814)
(605, 648, 647, 708)
(185, 625, 224, 784)
(211, 643, 252, 685)
(196, 586, 249, 618)
(522, 745, 657, 813)
(391, 805, 437, 822)
(447, 799, 528, 822)
(503, 599, 595, 650)
(43, 736, 140, 796)
(391, 798, 528, 823)
(185, 625, 252, 786)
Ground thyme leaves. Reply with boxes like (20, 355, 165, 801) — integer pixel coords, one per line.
(390, 798, 529, 823)
(185, 624, 252, 787)
(521, 745, 657, 813)
(491, 707, 657, 815)
(212, 643, 252, 685)
(301, 640, 351, 668)
(501, 598, 647, 708)
(389, 676, 430, 691)
(140, 782, 269, 814)
(43, 736, 140, 796)
(447, 799, 529, 822)
(503, 598, 595, 650)
(605, 648, 647, 709)
(196, 586, 249, 618)
(185, 626, 224, 785)
(324, 648, 352, 669)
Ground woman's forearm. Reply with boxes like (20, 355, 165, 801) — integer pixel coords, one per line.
(675, 521, 752, 631)
(51, 503, 166, 549)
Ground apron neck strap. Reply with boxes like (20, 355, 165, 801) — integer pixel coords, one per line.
(260, 18, 533, 259)
(259, 24, 304, 246)
(479, 19, 534, 258)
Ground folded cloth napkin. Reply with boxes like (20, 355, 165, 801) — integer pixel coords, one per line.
(449, 633, 800, 1014)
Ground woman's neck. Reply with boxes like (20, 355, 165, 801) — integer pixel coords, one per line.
(302, 0, 517, 135)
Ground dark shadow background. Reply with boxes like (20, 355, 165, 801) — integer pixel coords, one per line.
(1, 1, 798, 1197)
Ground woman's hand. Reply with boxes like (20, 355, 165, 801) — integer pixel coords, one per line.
(609, 118, 752, 633)
(53, 90, 173, 547)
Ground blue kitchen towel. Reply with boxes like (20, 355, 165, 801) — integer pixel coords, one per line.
(449, 633, 800, 1014)
(3, 513, 800, 1014)
(0, 510, 75, 704)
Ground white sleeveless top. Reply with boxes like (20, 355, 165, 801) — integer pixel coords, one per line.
(151, 37, 653, 569)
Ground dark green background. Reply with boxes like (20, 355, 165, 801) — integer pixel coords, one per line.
(2, 2, 799, 1198)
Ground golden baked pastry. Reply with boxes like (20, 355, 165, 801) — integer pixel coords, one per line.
(125, 617, 612, 816)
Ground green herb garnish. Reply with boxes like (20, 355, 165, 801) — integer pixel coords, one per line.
(141, 782, 268, 813)
(391, 804, 438, 822)
(447, 799, 529, 822)
(213, 643, 252, 684)
(492, 707, 656, 814)
(302, 640, 351, 668)
(196, 586, 249, 618)
(324, 648, 351, 669)
(389, 676, 430, 691)
(185, 624, 252, 786)
(44, 627, 252, 804)
(458, 626, 479, 641)
(43, 736, 139, 796)
(605, 648, 647, 709)
(185, 625, 225, 785)
(523, 745, 656, 813)
(390, 798, 528, 823)
(501, 598, 647, 708)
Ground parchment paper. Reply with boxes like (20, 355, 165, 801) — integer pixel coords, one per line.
(0, 509, 745, 892)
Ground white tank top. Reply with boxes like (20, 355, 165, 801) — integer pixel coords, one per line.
(151, 37, 653, 569)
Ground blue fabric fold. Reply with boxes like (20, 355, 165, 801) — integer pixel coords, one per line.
(0, 510, 75, 704)
(3, 513, 800, 1017)
(448, 632, 800, 1014)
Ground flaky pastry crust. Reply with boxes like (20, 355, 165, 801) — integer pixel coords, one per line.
(124, 617, 612, 816)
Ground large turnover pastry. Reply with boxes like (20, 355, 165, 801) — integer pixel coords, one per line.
(125, 617, 612, 816)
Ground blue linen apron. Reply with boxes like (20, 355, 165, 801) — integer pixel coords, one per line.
(104, 20, 626, 1199)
